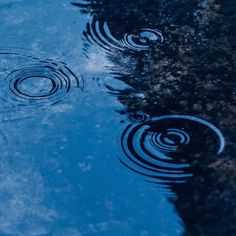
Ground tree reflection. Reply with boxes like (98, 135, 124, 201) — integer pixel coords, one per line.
(72, 1, 236, 235)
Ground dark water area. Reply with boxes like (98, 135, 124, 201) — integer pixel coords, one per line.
(0, 0, 235, 235)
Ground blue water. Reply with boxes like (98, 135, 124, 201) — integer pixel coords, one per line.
(1, 0, 234, 235)
(0, 1, 184, 235)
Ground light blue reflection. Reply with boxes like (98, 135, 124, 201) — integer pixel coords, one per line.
(0, 1, 183, 235)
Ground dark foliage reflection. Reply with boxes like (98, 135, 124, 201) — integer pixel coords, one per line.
(72, 1, 236, 235)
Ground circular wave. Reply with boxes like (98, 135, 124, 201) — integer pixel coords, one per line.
(84, 20, 163, 52)
(120, 115, 225, 184)
(5, 61, 82, 106)
(122, 28, 164, 51)
(0, 50, 83, 113)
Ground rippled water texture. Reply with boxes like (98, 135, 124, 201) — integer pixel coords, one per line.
(84, 20, 163, 52)
(120, 115, 224, 184)
(0, 50, 83, 118)
(0, 0, 235, 235)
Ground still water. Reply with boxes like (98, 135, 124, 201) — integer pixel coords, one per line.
(0, 0, 235, 235)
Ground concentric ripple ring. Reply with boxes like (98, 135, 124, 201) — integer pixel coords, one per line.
(122, 28, 164, 51)
(151, 115, 225, 154)
(0, 50, 83, 112)
(120, 115, 225, 184)
(84, 20, 164, 52)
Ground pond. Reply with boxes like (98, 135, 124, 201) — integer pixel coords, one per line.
(0, 0, 235, 235)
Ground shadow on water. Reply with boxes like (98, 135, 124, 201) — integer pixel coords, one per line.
(72, 0, 236, 235)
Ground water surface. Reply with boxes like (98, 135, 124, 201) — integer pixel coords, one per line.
(0, 0, 235, 235)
